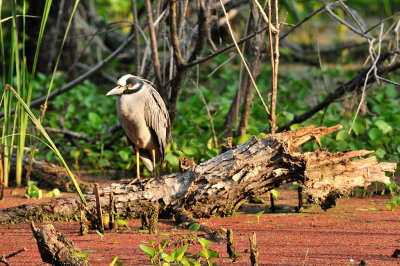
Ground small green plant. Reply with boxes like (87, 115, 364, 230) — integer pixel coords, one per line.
(109, 256, 123, 266)
(385, 196, 400, 211)
(139, 235, 220, 266)
(253, 211, 264, 224)
(192, 237, 219, 265)
(24, 181, 42, 199)
(140, 239, 193, 265)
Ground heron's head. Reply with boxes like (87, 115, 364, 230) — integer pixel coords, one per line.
(106, 74, 144, 96)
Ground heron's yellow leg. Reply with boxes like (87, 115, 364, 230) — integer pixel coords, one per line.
(151, 149, 156, 176)
(136, 147, 140, 179)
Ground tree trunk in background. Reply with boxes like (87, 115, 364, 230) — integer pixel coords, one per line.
(26, 0, 77, 74)
(223, 1, 265, 137)
(237, 1, 265, 136)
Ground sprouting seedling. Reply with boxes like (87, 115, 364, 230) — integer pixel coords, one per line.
(254, 211, 264, 223)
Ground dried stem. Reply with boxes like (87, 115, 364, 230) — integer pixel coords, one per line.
(169, 0, 185, 67)
(131, 0, 141, 71)
(191, 74, 218, 148)
(144, 0, 162, 88)
(219, 0, 270, 116)
(266, 0, 280, 133)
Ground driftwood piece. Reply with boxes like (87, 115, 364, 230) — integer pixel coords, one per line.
(0, 248, 26, 266)
(0, 125, 396, 224)
(31, 222, 86, 265)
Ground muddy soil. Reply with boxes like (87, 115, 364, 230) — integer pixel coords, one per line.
(0, 187, 399, 265)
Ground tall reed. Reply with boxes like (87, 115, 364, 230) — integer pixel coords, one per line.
(0, 0, 85, 204)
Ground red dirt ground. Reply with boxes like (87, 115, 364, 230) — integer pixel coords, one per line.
(1, 187, 399, 265)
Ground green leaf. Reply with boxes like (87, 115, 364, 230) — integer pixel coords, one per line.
(206, 249, 219, 259)
(175, 244, 189, 261)
(165, 152, 179, 167)
(199, 249, 219, 259)
(118, 150, 130, 161)
(236, 134, 252, 145)
(255, 211, 264, 218)
(352, 122, 365, 135)
(188, 223, 201, 232)
(290, 123, 301, 131)
(198, 238, 211, 248)
(88, 112, 102, 128)
(139, 245, 157, 258)
(335, 130, 348, 141)
(270, 189, 280, 199)
(375, 148, 386, 159)
(162, 252, 175, 262)
(109, 256, 123, 266)
(368, 127, 382, 140)
(117, 219, 128, 225)
(74, 252, 89, 259)
(375, 120, 392, 134)
(368, 207, 378, 211)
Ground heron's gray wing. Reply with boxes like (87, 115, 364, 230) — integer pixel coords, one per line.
(144, 86, 171, 160)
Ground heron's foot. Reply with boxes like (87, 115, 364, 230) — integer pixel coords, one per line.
(127, 176, 140, 186)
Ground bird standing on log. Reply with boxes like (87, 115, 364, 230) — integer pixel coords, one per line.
(106, 74, 171, 179)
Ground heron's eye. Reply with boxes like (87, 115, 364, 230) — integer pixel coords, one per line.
(126, 84, 133, 89)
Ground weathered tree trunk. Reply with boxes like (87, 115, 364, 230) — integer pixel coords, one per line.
(0, 125, 396, 224)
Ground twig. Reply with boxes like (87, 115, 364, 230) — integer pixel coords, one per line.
(131, 0, 141, 71)
(265, 0, 280, 133)
(44, 127, 92, 142)
(1, 248, 27, 265)
(191, 73, 218, 148)
(278, 52, 400, 132)
(8, 33, 136, 115)
(252, 0, 278, 33)
(324, 2, 373, 40)
(169, 0, 185, 67)
(227, 229, 237, 259)
(144, 0, 162, 88)
(348, 23, 384, 134)
(279, 4, 325, 41)
(249, 232, 258, 266)
(188, 0, 209, 63)
(109, 191, 116, 230)
(94, 183, 104, 233)
(219, 0, 270, 115)
(237, 0, 265, 136)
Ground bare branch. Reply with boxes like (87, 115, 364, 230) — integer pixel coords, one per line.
(169, 0, 185, 67)
(44, 127, 92, 143)
(219, 0, 270, 115)
(10, 33, 136, 115)
(278, 52, 400, 132)
(144, 0, 163, 88)
(131, 0, 141, 71)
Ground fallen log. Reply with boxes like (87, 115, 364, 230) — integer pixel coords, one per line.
(0, 125, 396, 224)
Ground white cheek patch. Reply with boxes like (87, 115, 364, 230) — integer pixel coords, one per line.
(130, 83, 141, 90)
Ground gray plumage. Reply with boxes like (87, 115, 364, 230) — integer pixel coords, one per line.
(106, 74, 171, 171)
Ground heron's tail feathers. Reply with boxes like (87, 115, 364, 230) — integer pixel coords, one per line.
(140, 155, 154, 172)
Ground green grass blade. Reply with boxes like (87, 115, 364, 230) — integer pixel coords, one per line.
(5, 85, 87, 204)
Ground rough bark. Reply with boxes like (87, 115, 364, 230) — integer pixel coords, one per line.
(0, 125, 396, 224)
(31, 223, 86, 265)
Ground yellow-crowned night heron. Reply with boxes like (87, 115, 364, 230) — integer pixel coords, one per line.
(106, 74, 171, 179)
